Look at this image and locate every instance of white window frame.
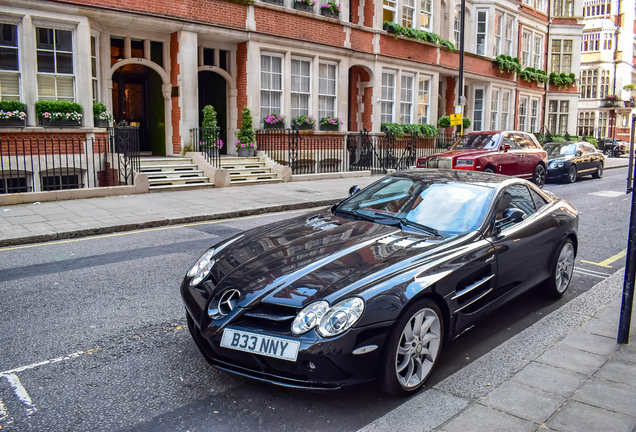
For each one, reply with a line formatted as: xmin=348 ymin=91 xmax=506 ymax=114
xmin=417 ymin=76 xmax=430 ymax=125
xmin=500 ymin=90 xmax=511 ymax=130
xmin=35 ymin=26 xmax=76 ymax=102
xmin=547 ymin=100 xmax=569 ymax=135
xmin=473 ymin=87 xmax=485 ymax=131
xmin=402 ymin=0 xmax=415 ymax=28
xmin=380 ymin=71 xmax=396 ymax=124
xmin=518 ymin=96 xmax=528 ymax=132
xmin=490 ymin=89 xmax=499 ymax=131
xmin=0 ymin=21 xmax=21 ymax=101
xmin=318 ymin=61 xmax=337 ymax=121
xmin=90 ymin=32 xmax=100 ymax=103
xmin=536 ymin=0 xmax=546 ymax=12
xmin=383 ymin=0 xmax=397 ymax=23
xmin=400 ymin=73 xmax=414 ymax=124
xmin=476 ymin=10 xmax=487 ymax=56
xmin=290 ymin=57 xmax=311 ymax=119
xmin=454 ymin=8 xmax=462 ymax=51
xmin=493 ymin=12 xmax=503 ymax=57
xmin=504 ymin=15 xmax=514 ymax=56
xmin=260 ymin=53 xmax=284 ymax=121
xmin=420 ymin=0 xmax=432 ymax=31
xmin=533 ymin=34 xmax=543 ymax=69
xmin=521 ymin=31 xmax=531 ymax=67
xmin=530 ymin=98 xmax=540 ymax=132
xmin=551 ymin=39 xmax=572 ymax=74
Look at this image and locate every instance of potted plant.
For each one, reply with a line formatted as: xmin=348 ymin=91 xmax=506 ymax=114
xmin=263 ymin=113 xmax=285 ymax=129
xmin=319 ymin=116 xmax=342 ymax=131
xmin=603 ymin=94 xmax=620 ymax=107
xmin=626 ymin=96 xmax=636 ymax=108
xmin=36 ymin=101 xmax=83 ymax=127
xmin=320 ymin=1 xmax=340 ymax=18
xmin=291 ymin=115 xmax=316 ymax=130
xmin=237 ymin=107 xmax=257 ymax=157
xmin=0 ymin=101 xmax=27 ymax=127
xmin=383 ymin=20 xmax=396 ymax=33
xmin=293 ymin=0 xmax=316 ymax=13
xmin=93 ymin=102 xmax=113 ymax=128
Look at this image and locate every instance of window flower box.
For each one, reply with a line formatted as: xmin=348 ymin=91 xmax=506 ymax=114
xmin=293 ymin=123 xmax=314 ymax=130
xmin=40 ymin=118 xmax=82 ymax=127
xmin=320 ymin=123 xmax=339 ymax=131
xmin=293 ymin=1 xmax=315 ymax=13
xmin=319 ymin=116 xmax=342 ymax=131
xmin=292 ymin=115 xmax=316 ymax=130
xmin=263 ymin=122 xmax=285 ymax=129
xmin=263 ymin=113 xmax=285 ymax=129
xmin=320 ymin=8 xmax=339 ymax=18
xmin=383 ymin=23 xmax=395 ymax=32
xmin=261 ymin=0 xmax=284 ymax=5
xmin=0 ymin=118 xmax=26 ymax=127
xmin=0 ymin=103 xmax=27 ymax=127
xmin=94 ymin=119 xmax=111 ymax=128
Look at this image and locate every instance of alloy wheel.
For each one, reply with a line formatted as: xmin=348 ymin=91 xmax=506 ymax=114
xmin=568 ymin=166 xmax=577 ymax=183
xmin=555 ymin=242 xmax=574 ymax=293
xmin=534 ymin=165 xmax=546 ymax=188
xmin=395 ymin=308 xmax=441 ymax=389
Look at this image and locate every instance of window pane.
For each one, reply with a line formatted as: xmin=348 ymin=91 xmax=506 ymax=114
xmin=37 ymin=28 xmax=54 ymax=50
xmin=37 ymin=51 xmax=55 ymax=73
xmin=0 ymin=72 xmax=20 ymax=99
xmin=37 ymin=74 xmax=56 ymax=99
xmin=0 ymin=24 xmax=18 ymax=47
xmin=56 ymin=52 xmax=73 ymax=74
xmin=0 ymin=47 xmax=18 ymax=71
xmin=55 ymin=30 xmax=73 ymax=52
xmin=56 ymin=75 xmax=74 ymax=99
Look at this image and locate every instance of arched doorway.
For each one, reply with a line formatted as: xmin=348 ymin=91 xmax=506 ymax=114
xmin=348 ymin=65 xmax=374 ymax=132
xmin=198 ymin=70 xmax=227 ymax=154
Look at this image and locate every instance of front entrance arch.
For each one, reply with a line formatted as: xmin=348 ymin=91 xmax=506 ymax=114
xmin=108 ymin=59 xmax=171 ymax=155
xmin=197 ymin=65 xmax=237 ymax=155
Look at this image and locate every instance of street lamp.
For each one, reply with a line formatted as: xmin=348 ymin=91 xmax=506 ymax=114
xmin=457 ymin=0 xmax=466 ymax=135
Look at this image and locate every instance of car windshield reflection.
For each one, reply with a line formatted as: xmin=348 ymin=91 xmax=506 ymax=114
xmin=338 ymin=176 xmax=494 ymax=235
xmin=544 ymin=143 xmax=576 ymax=156
xmin=451 ymin=134 xmax=501 ymax=150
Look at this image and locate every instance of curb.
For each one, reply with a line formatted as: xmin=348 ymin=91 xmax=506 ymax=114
xmin=0 ymin=198 xmax=341 ymax=248
xmin=605 ymin=164 xmax=629 ymax=171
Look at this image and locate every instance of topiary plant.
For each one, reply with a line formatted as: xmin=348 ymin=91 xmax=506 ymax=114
xmin=437 ymin=116 xmax=451 ymax=129
xmin=236 ymin=106 xmax=255 ymax=147
xmin=202 ymin=105 xmax=218 ymax=129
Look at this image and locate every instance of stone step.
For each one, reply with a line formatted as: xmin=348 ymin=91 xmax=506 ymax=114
xmin=146 ymin=170 xmax=205 ymax=179
xmin=229 ymin=173 xmax=279 ymax=182
xmin=139 ymin=157 xmax=194 ymax=166
xmin=220 ymin=162 xmax=268 ymax=170
xmin=228 ymin=168 xmax=273 ymax=176
xmin=220 ymin=157 xmax=261 ymax=164
xmin=149 ymin=183 xmax=215 ymax=192
xmin=229 ymin=178 xmax=283 ymax=187
xmin=148 ymin=176 xmax=210 ymax=186
xmin=139 ymin=164 xmax=199 ymax=173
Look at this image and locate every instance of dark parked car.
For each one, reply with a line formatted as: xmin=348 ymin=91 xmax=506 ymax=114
xmin=182 ymin=170 xmax=578 ymax=395
xmin=545 ymin=142 xmax=604 ymax=183
xmin=415 ymin=131 xmax=548 ymax=188
xmin=598 ymin=138 xmax=627 ymax=157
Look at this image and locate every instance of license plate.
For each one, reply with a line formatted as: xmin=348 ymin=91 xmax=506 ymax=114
xmin=220 ymin=328 xmax=300 ymax=362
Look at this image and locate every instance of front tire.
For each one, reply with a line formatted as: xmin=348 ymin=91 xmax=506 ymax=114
xmin=532 ymin=164 xmax=546 ymax=188
xmin=592 ymin=163 xmax=603 ymax=179
xmin=545 ymin=239 xmax=575 ymax=298
xmin=484 ymin=167 xmax=495 ymax=174
xmin=378 ymin=299 xmax=443 ymax=396
xmin=566 ymin=165 xmax=577 ymax=183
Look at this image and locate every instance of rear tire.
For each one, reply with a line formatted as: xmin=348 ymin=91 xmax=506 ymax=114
xmin=378 ymin=298 xmax=444 ymax=396
xmin=532 ymin=164 xmax=546 ymax=188
xmin=545 ymin=239 xmax=575 ymax=298
xmin=592 ymin=163 xmax=603 ymax=179
xmin=484 ymin=168 xmax=495 ymax=174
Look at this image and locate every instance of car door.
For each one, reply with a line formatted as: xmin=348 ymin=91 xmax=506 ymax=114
xmin=583 ymin=144 xmax=602 ymax=170
xmin=519 ymin=133 xmax=542 ymax=178
xmin=496 ymin=133 xmax=520 ymax=176
xmin=576 ymin=143 xmax=594 ymax=172
xmin=487 ymin=184 xmax=557 ymax=298
xmin=508 ymin=133 xmax=533 ymax=178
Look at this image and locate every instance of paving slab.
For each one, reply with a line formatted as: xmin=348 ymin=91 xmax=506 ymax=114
xmin=479 ymin=381 xmax=566 ymax=424
xmin=572 ymin=378 xmax=636 ymax=417
xmin=535 ymin=345 xmax=607 ymax=375
xmin=559 ymin=330 xmax=619 ymax=356
xmin=579 ymin=316 xmax=619 ymax=338
xmin=594 ymin=359 xmax=636 ymax=385
xmin=437 ymin=404 xmax=537 ymax=432
xmin=613 ymin=344 xmax=636 ymax=364
xmin=546 ymin=401 xmax=636 ymax=432
xmin=511 ymin=362 xmax=587 ymax=397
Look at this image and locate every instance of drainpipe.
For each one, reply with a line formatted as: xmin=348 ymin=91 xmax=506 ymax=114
xmin=611 ymin=0 xmax=621 ymax=140
xmin=542 ymin=3 xmax=551 ymax=133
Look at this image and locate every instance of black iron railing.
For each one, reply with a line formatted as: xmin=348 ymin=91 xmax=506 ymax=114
xmin=256 ymin=129 xmax=455 ymax=175
xmin=191 ymin=127 xmax=221 ymax=168
xmin=0 ymin=126 xmax=140 ymax=195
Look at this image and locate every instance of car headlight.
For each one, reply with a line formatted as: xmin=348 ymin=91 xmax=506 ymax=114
xmin=318 ymin=298 xmax=365 ymax=337
xmin=550 ymin=161 xmax=565 ymax=168
xmin=187 ymin=248 xmax=215 ymax=286
xmin=455 ymin=159 xmax=474 ymax=166
xmin=291 ymin=301 xmax=329 ymax=335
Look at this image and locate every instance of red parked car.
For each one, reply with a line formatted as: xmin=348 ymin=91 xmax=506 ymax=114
xmin=416 ymin=131 xmax=548 ymax=187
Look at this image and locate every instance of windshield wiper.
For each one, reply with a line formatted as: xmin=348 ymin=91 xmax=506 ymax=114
xmin=380 ymin=216 xmax=439 ymax=236
xmin=335 ymin=209 xmax=391 ymax=224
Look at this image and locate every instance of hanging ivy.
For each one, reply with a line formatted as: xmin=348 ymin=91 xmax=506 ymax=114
xmin=550 ymin=72 xmax=576 ymax=89
xmin=383 ymin=21 xmax=456 ymax=50
xmin=494 ymin=55 xmax=522 ymax=74
xmin=519 ymin=67 xmax=550 ymax=84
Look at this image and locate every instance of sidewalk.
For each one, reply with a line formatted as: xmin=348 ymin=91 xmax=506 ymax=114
xmin=0 ymin=176 xmax=380 ymax=247
xmin=360 ymin=269 xmax=636 ymax=432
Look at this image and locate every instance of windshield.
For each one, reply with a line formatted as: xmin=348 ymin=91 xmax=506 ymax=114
xmin=544 ymin=143 xmax=576 ymax=156
xmin=450 ymin=134 xmax=501 ymax=150
xmin=338 ymin=176 xmax=494 ymax=235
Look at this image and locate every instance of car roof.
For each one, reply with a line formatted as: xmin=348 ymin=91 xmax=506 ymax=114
xmin=465 ymin=130 xmax=531 ymax=135
xmin=395 ymin=168 xmax=517 ymax=188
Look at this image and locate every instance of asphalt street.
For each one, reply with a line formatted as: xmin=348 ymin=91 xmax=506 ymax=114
xmin=0 ymin=167 xmax=631 ymax=432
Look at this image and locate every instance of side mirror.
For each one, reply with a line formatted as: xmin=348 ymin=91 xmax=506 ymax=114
xmin=503 ymin=144 xmax=511 ymax=152
xmin=349 ymin=185 xmax=361 ymax=197
xmin=576 ymin=150 xmax=583 ymax=156
xmin=494 ymin=208 xmax=526 ymax=231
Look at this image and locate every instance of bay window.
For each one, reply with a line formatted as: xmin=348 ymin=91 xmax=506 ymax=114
xmin=36 ymin=27 xmax=75 ymax=101
xmin=551 ymin=39 xmax=572 ymax=74
xmin=533 ymin=35 xmax=543 ymax=69
xmin=493 ymin=12 xmax=502 ymax=57
xmin=383 ymin=0 xmax=397 ymax=23
xmin=490 ymin=89 xmax=499 ymax=131
xmin=505 ymin=16 xmax=514 ymax=56
xmin=454 ymin=8 xmax=461 ymax=51
xmin=521 ymin=31 xmax=531 ymax=67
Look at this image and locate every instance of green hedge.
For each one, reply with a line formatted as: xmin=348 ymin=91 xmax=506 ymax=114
xmin=0 ymin=101 xmax=26 ymax=112
xmin=437 ymin=116 xmax=471 ymax=129
xmin=550 ymin=72 xmax=576 ymax=89
xmin=381 ymin=123 xmax=438 ymax=139
xmin=35 ymin=100 xmax=83 ymax=118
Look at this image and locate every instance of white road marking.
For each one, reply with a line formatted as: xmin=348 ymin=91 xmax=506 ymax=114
xmin=2 ymin=374 xmax=36 ymax=417
xmin=573 ymin=267 xmax=611 ymax=277
xmin=588 ymin=190 xmax=625 ymax=198
xmin=0 ymin=351 xmax=84 ymax=375
xmin=573 ymin=269 xmax=608 ymax=278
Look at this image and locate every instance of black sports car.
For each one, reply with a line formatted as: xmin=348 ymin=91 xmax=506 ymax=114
xmin=181 ymin=170 xmax=578 ymax=395
xmin=545 ymin=141 xmax=604 ymax=183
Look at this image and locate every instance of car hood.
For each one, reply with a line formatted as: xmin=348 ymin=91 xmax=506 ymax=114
xmin=207 ymin=210 xmax=465 ymax=308
xmin=429 ymin=149 xmax=497 ymax=159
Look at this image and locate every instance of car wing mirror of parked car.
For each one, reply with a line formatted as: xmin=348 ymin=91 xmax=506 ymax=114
xmin=503 ymin=144 xmax=511 ymax=152
xmin=494 ymin=208 xmax=526 ymax=232
xmin=576 ymin=150 xmax=583 ymax=156
xmin=349 ymin=185 xmax=361 ymax=197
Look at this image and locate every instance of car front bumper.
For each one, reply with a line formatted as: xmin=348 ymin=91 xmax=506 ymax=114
xmin=546 ymin=164 xmax=570 ymax=179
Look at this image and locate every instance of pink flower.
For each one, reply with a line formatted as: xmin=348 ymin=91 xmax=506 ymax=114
xmin=7 ymin=111 xmax=12 ymax=117
xmin=44 ymin=112 xmax=51 ymax=118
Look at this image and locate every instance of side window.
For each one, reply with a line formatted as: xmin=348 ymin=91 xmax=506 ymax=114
xmin=496 ymin=184 xmax=536 ymax=225
xmin=511 ymin=133 xmax=527 ymax=149
xmin=584 ymin=144 xmax=596 ymax=153
xmin=529 ymin=188 xmax=548 ymax=210
xmin=523 ymin=134 xmax=538 ymax=149
xmin=577 ymin=144 xmax=588 ymax=155
xmin=502 ymin=134 xmax=518 ymax=150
